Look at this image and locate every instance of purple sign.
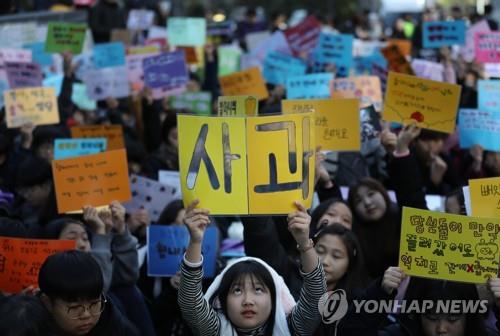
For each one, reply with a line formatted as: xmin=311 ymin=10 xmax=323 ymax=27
xmin=5 ymin=62 xmax=43 ymax=88
xmin=143 ymin=51 xmax=188 ymax=89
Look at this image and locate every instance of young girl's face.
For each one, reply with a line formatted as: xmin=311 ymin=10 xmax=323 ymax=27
xmin=59 ymin=223 xmax=91 ymax=252
xmin=315 ymin=234 xmax=349 ymax=290
xmin=317 ymin=202 xmax=353 ymax=230
xmin=353 ymin=186 xmax=387 ymax=222
xmin=421 ymin=314 xmax=466 ymax=336
xmin=226 ymin=275 xmax=272 ymax=330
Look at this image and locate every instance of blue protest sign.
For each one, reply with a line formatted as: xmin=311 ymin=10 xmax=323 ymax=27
xmin=423 ymin=21 xmax=466 ymax=48
xmin=313 ymin=32 xmax=353 ymax=77
xmin=54 ymin=138 xmax=107 ymax=160
xmin=286 ymin=73 xmax=333 ymax=99
xmin=143 ymin=51 xmax=189 ymax=89
xmin=93 ymin=42 xmax=126 ymax=69
xmin=24 ymin=42 xmax=53 ymax=67
xmin=478 ymin=80 xmax=500 ymax=114
xmin=147 ymin=225 xmax=218 ymax=277
xmin=43 ymin=75 xmax=64 ymax=97
xmin=459 ymin=109 xmax=500 ymax=151
xmin=262 ymin=51 xmax=307 ymax=85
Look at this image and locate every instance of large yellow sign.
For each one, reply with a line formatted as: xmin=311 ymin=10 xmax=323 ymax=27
xmin=469 ymin=177 xmax=500 ymax=218
xmin=178 ymin=113 xmax=315 ymax=214
xmin=399 ymin=207 xmax=500 ymax=283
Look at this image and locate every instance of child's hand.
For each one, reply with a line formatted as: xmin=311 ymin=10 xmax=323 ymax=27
xmin=183 ymin=200 xmax=210 ymax=244
xmin=287 ymin=201 xmax=311 ymax=249
xmin=109 ymin=201 xmax=126 ymax=234
xmin=396 ymin=123 xmax=421 ymax=154
xmin=83 ymin=206 xmax=106 ymax=235
xmin=98 ymin=209 xmax=113 ymax=234
xmin=382 ymin=266 xmax=406 ymax=295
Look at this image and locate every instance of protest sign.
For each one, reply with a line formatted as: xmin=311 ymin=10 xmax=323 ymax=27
xmin=128 ymin=45 xmax=161 ymax=55
xmin=83 ymin=66 xmax=131 ymax=100
xmin=170 ymin=92 xmax=212 ymax=115
xmin=249 ymin=31 xmax=292 ymax=66
xmin=143 ymin=51 xmax=188 ymax=89
xmin=219 ymin=67 xmax=269 ymax=100
xmin=126 ymin=53 xmax=159 ymax=91
xmin=124 ymin=174 xmax=177 ymax=221
xmin=111 ymin=29 xmax=134 ymax=46
xmin=73 ymin=52 xmax=95 ymax=81
xmin=245 ymin=31 xmax=271 ymax=53
xmin=0 ymin=23 xmax=38 ymax=49
xmin=458 ymin=109 xmax=500 ymax=152
xmin=54 ymin=138 xmax=107 ymax=160
xmin=360 ymin=105 xmax=382 ymax=156
xmin=158 ymin=170 xmax=182 ymax=199
xmin=147 ymin=226 xmax=217 ymax=277
xmin=411 ymin=59 xmax=444 ymax=82
xmin=284 ymin=15 xmax=321 ymax=57
xmin=5 ymin=62 xmax=43 ymax=88
xmin=218 ymin=45 xmax=241 ymax=77
xmin=0 ymin=48 xmax=32 ymax=64
xmin=478 ymin=80 xmax=500 ymax=113
xmin=70 ymin=125 xmax=124 ymax=150
xmin=469 ymin=177 xmax=500 ymax=218
xmin=71 ymin=83 xmax=96 ymax=110
xmin=127 ymin=9 xmax=155 ymax=30
xmin=485 ymin=63 xmax=500 ymax=78
xmin=423 ymin=20 xmax=466 ymax=48
xmin=0 ymin=237 xmax=75 ymax=293
xmin=312 ymin=32 xmax=353 ymax=76
xmin=262 ymin=51 xmax=307 ymax=85
xmin=178 ymin=113 xmax=315 ymax=214
xmin=475 ymin=31 xmax=500 ymax=63
xmin=52 ymin=149 xmax=131 ymax=213
xmin=331 ymin=76 xmax=383 ymax=110
xmin=207 ymin=20 xmax=236 ymax=38
xmin=93 ymin=42 xmax=126 ymax=68
xmin=282 ymin=99 xmax=360 ymax=151
xmin=384 ymin=72 xmax=461 ymax=133
xmin=43 ymin=75 xmax=64 ymax=97
xmin=286 ymin=73 xmax=333 ymax=99
xmin=4 ymin=87 xmax=59 ymax=128
xmin=372 ymin=61 xmax=388 ymax=93
xmin=399 ymin=207 xmax=500 ymax=283
xmin=381 ymin=45 xmax=414 ymax=75
xmin=353 ymin=39 xmax=381 ymax=57
xmin=45 ymin=22 xmax=86 ymax=54
xmin=353 ymin=52 xmax=387 ymax=76
xmin=24 ymin=42 xmax=52 ymax=67
xmin=167 ymin=17 xmax=206 ymax=47
xmin=461 ymin=20 xmax=490 ymax=62
xmin=217 ymin=95 xmax=258 ymax=116
xmin=387 ymin=39 xmax=412 ymax=57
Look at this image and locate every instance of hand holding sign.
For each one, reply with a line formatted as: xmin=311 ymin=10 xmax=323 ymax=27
xmin=110 ymin=201 xmax=126 ymax=234
xmin=381 ymin=267 xmax=406 ymax=295
xmin=83 ymin=205 xmax=107 ymax=235
xmin=287 ymin=201 xmax=311 ymax=248
xmin=183 ymin=199 xmax=210 ymax=244
xmin=396 ymin=123 xmax=421 ymax=154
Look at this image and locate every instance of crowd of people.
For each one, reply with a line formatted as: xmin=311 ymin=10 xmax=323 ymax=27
xmin=0 ymin=1 xmax=499 ymax=336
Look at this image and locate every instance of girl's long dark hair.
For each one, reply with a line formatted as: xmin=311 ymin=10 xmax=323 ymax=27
xmin=209 ymin=260 xmax=276 ymax=335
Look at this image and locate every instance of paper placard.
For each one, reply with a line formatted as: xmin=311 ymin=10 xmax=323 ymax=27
xmin=127 ymin=9 xmax=155 ymax=30
xmin=485 ymin=63 xmax=500 ymax=78
xmin=262 ymin=51 xmax=307 ymax=85
xmin=45 ymin=22 xmax=86 ymax=54
xmin=219 ymin=67 xmax=269 ymax=101
xmin=70 ymin=124 xmax=124 ymax=150
xmin=381 ymin=45 xmax=414 ymax=75
xmin=384 ymin=72 xmax=461 ymax=133
xmin=71 ymin=83 xmax=96 ymax=110
xmin=217 ymin=95 xmax=258 ymax=116
xmin=249 ymin=31 xmax=292 ymax=66
xmin=170 ymin=91 xmax=212 ymax=115
xmin=126 ymin=53 xmax=159 ymax=91
xmin=52 ymin=149 xmax=131 ymax=213
xmin=167 ymin=17 xmax=206 ymax=47
xmin=399 ymin=207 xmax=500 ymax=283
xmin=245 ymin=31 xmax=271 ymax=53
xmin=218 ymin=45 xmax=241 ymax=77
xmin=83 ymin=66 xmax=131 ymax=100
xmin=0 ymin=48 xmax=32 ymax=64
xmin=286 ymin=73 xmax=334 ymax=99
xmin=43 ymin=75 xmax=64 ymax=97
xmin=478 ymin=80 xmax=500 ymax=113
xmin=411 ymin=59 xmax=444 ymax=82
xmin=313 ymin=32 xmax=353 ymax=76
xmin=331 ymin=76 xmax=382 ymax=110
xmin=178 ymin=113 xmax=315 ymax=214
xmin=461 ymin=20 xmax=490 ymax=62
xmin=284 ymin=15 xmax=321 ymax=57
xmin=387 ymin=39 xmax=412 ymax=57
xmin=128 ymin=45 xmax=161 ymax=56
xmin=5 ymin=62 xmax=43 ymax=88
xmin=4 ymin=87 xmax=59 ymax=128
xmin=458 ymin=109 xmax=500 ymax=152
xmin=0 ymin=237 xmax=75 ymax=293
xmin=475 ymin=31 xmax=500 ymax=63
xmin=54 ymin=138 xmax=107 ymax=160
xmin=93 ymin=42 xmax=126 ymax=69
xmin=158 ymin=170 xmax=182 ymax=199
xmin=470 ymin=177 xmax=500 ymax=218
xmin=423 ymin=20 xmax=466 ymax=48
xmin=147 ymin=226 xmax=217 ymax=277
xmin=143 ymin=51 xmax=188 ymax=89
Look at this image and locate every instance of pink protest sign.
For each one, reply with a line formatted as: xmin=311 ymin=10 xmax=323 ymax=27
xmin=460 ymin=20 xmax=490 ymax=62
xmin=283 ymin=16 xmax=321 ymax=57
xmin=5 ymin=62 xmax=43 ymax=88
xmin=0 ymin=49 xmax=32 ymax=64
xmin=475 ymin=31 xmax=500 ymax=63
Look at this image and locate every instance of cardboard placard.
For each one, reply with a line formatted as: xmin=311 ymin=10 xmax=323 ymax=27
xmin=54 ymin=138 xmax=107 ymax=160
xmin=3 ymin=87 xmax=59 ymax=128
xmin=170 ymin=91 xmax=212 ymax=115
xmin=458 ymin=109 xmax=500 ymax=152
xmin=143 ymin=51 xmax=189 ymax=89
xmin=45 ymin=22 xmax=86 ymax=54
xmin=83 ymin=66 xmax=131 ymax=100
xmin=469 ymin=177 xmax=500 ymax=218
xmin=423 ymin=20 xmax=466 ymax=49
xmin=313 ymin=32 xmax=353 ymax=76
xmin=52 ymin=149 xmax=131 ymax=213
xmin=283 ymin=15 xmax=321 ymax=57
xmin=286 ymin=73 xmax=334 ymax=99
xmin=262 ymin=51 xmax=307 ymax=85
xmin=475 ymin=32 xmax=500 ymax=63
xmin=127 ymin=9 xmax=155 ymax=31
xmin=331 ymin=76 xmax=382 ymax=110
xmin=219 ymin=67 xmax=269 ymax=101
xmin=411 ymin=59 xmax=444 ymax=82
xmin=478 ymin=80 xmax=500 ymax=113
xmin=70 ymin=125 xmax=124 ymax=150
xmin=93 ymin=42 xmax=126 ymax=69
xmin=217 ymin=95 xmax=258 ymax=116
xmin=5 ymin=62 xmax=43 ymax=88
xmin=167 ymin=17 xmax=207 ymax=47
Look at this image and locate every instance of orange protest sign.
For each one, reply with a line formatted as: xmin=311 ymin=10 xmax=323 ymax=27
xmin=381 ymin=45 xmax=414 ymax=75
xmin=70 ymin=125 xmax=125 ymax=150
xmin=330 ymin=76 xmax=382 ymax=110
xmin=387 ymin=39 xmax=412 ymax=57
xmin=0 ymin=237 xmax=75 ymax=293
xmin=52 ymin=149 xmax=131 ymax=213
xmin=219 ymin=67 xmax=269 ymax=101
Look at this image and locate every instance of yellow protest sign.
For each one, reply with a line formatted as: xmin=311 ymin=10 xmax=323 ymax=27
xmin=219 ymin=67 xmax=269 ymax=101
xmin=127 ymin=45 xmax=161 ymax=55
xmin=282 ymin=99 xmax=360 ymax=151
xmin=469 ymin=177 xmax=500 ymax=218
xmin=217 ymin=96 xmax=258 ymax=116
xmin=399 ymin=207 xmax=500 ymax=283
xmin=384 ymin=72 xmax=461 ymax=133
xmin=3 ymin=87 xmax=59 ymax=128
xmin=178 ymin=113 xmax=315 ymax=214
xmin=330 ymin=76 xmax=383 ymax=111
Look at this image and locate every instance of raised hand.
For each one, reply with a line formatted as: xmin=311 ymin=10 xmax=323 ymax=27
xmin=183 ymin=199 xmax=210 ymax=244
xmin=382 ymin=266 xmax=406 ymax=295
xmin=109 ymin=201 xmax=126 ymax=234
xmin=287 ymin=201 xmax=312 ymax=248
xmin=396 ymin=123 xmax=421 ymax=154
xmin=83 ymin=205 xmax=106 ymax=235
